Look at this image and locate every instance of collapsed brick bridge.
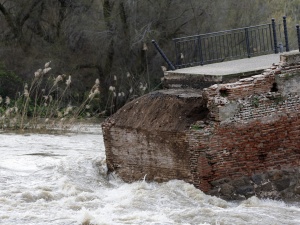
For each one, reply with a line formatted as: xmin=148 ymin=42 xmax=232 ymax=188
xmin=102 ymin=52 xmax=300 ymax=200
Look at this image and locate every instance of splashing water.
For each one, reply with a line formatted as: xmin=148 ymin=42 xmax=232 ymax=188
xmin=0 ymin=125 xmax=300 ymax=225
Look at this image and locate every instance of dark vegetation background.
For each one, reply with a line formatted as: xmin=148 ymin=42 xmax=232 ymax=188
xmin=0 ymin=0 xmax=298 ymax=115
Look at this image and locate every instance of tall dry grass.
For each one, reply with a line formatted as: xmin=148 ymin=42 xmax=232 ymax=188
xmin=0 ymin=62 xmax=101 ymax=131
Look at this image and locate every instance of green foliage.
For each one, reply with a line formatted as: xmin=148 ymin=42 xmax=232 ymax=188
xmin=251 ymin=96 xmax=260 ymax=108
xmin=191 ymin=124 xmax=204 ymax=130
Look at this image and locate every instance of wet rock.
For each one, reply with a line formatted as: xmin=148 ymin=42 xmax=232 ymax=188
xmin=294 ymin=184 xmax=300 ymax=195
xmin=210 ymin=178 xmax=231 ymax=187
xmin=236 ymin=185 xmax=254 ymax=197
xmin=232 ymin=177 xmax=246 ymax=187
xmin=233 ymin=194 xmax=247 ymax=201
xmin=274 ymin=178 xmax=290 ymax=191
xmin=209 ymin=168 xmax=300 ymax=200
xmin=252 ymin=174 xmax=263 ymax=185
xmin=220 ymin=183 xmax=234 ymax=196
xmin=269 ymin=170 xmax=283 ymax=181
xmin=280 ymin=187 xmax=296 ymax=199
xmin=243 ymin=177 xmax=252 ymax=185
xmin=207 ymin=189 xmax=220 ymax=197
xmin=260 ymin=182 xmax=274 ymax=192
xmin=282 ymin=168 xmax=295 ymax=175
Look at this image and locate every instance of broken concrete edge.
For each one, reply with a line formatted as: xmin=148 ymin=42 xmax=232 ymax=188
xmin=164 ymin=69 xmax=264 ymax=80
xmin=163 ymin=70 xmax=265 ymax=89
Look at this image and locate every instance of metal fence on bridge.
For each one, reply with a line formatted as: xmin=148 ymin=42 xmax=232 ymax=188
xmin=173 ymin=17 xmax=291 ymax=69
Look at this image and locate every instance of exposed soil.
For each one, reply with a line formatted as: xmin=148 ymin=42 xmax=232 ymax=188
xmin=107 ymin=89 xmax=208 ymax=132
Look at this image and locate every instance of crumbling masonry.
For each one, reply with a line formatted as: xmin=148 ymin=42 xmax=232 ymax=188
xmin=102 ymin=52 xmax=300 ymax=200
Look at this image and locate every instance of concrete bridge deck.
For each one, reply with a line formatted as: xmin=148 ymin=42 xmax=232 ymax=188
xmin=164 ymin=53 xmax=293 ymax=89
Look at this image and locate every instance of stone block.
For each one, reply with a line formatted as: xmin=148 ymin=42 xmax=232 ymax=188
xmin=280 ymin=52 xmax=300 ymax=65
xmin=236 ymin=185 xmax=254 ymax=197
xmin=294 ymin=184 xmax=300 ymax=195
xmin=220 ymin=183 xmax=234 ymax=196
xmin=274 ymin=178 xmax=290 ymax=191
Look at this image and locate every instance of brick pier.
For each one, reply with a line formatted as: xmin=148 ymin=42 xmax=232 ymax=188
xmin=102 ymin=52 xmax=300 ymax=200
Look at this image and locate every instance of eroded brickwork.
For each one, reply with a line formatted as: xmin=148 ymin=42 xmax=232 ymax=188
xmin=102 ymin=52 xmax=300 ymax=200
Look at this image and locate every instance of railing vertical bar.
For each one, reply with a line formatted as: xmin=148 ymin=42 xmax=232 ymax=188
xmin=251 ymin=29 xmax=254 ymax=55
xmin=237 ymin=33 xmax=239 ymax=56
xmin=240 ymin=31 xmax=243 ymax=56
xmin=215 ymin=36 xmax=218 ymax=60
xmin=188 ymin=39 xmax=191 ymax=65
xmin=233 ymin=32 xmax=237 ymax=56
xmin=296 ymin=25 xmax=300 ymax=52
xmin=181 ymin=41 xmax=185 ymax=67
xmin=236 ymin=32 xmax=239 ymax=56
xmin=214 ymin=35 xmax=218 ymax=60
xmin=265 ymin=27 xmax=268 ymax=52
xmin=268 ymin=26 xmax=271 ymax=52
xmin=218 ymin=35 xmax=221 ymax=60
xmin=227 ymin=33 xmax=230 ymax=58
xmin=182 ymin=41 xmax=188 ymax=67
xmin=219 ymin=35 xmax=222 ymax=60
xmin=192 ymin=39 xmax=196 ymax=63
xmin=254 ymin=29 xmax=258 ymax=55
xmin=188 ymin=40 xmax=191 ymax=65
xmin=283 ymin=16 xmax=290 ymax=52
xmin=198 ymin=36 xmax=203 ymax=65
xmin=211 ymin=36 xmax=214 ymax=61
xmin=184 ymin=41 xmax=187 ymax=66
xmin=196 ymin=37 xmax=199 ymax=64
xmin=191 ymin=39 xmax=194 ymax=64
xmin=221 ymin=34 xmax=225 ymax=61
xmin=245 ymin=28 xmax=251 ymax=58
xmin=230 ymin=33 xmax=233 ymax=58
xmin=242 ymin=31 xmax=245 ymax=56
xmin=255 ymin=29 xmax=259 ymax=55
xmin=174 ymin=40 xmax=177 ymax=68
xmin=258 ymin=28 xmax=262 ymax=54
xmin=269 ymin=23 xmax=274 ymax=53
xmin=272 ymin=18 xmax=278 ymax=54
xmin=222 ymin=34 xmax=225 ymax=59
xmin=261 ymin=27 xmax=265 ymax=52
xmin=204 ymin=37 xmax=207 ymax=64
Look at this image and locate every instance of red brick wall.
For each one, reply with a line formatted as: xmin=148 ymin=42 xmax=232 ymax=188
xmin=103 ymin=126 xmax=193 ymax=183
xmin=189 ymin=55 xmax=300 ymax=191
xmin=207 ymin=113 xmax=300 ymax=181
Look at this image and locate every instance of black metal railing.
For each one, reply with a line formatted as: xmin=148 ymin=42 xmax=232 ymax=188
xmin=173 ymin=17 xmax=290 ymax=69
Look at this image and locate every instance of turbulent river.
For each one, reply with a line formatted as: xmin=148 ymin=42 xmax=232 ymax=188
xmin=1 ymin=125 xmax=300 ymax=225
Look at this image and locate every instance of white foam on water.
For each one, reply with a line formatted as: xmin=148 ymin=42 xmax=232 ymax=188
xmin=0 ymin=126 xmax=300 ymax=225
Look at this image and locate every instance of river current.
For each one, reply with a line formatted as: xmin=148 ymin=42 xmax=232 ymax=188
xmin=0 ymin=125 xmax=300 ymax=225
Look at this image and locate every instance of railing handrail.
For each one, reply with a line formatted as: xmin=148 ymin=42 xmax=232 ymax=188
xmin=173 ymin=23 xmax=273 ymax=41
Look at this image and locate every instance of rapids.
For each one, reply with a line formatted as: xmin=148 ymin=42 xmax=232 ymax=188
xmin=0 ymin=125 xmax=300 ymax=225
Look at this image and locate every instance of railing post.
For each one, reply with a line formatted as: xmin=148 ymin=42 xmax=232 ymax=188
xmin=174 ymin=40 xmax=179 ymax=68
xmin=245 ymin=28 xmax=251 ymax=58
xmin=271 ymin=18 xmax=278 ymax=54
xmin=283 ymin=16 xmax=290 ymax=52
xmin=296 ymin=25 xmax=300 ymax=52
xmin=152 ymin=40 xmax=176 ymax=71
